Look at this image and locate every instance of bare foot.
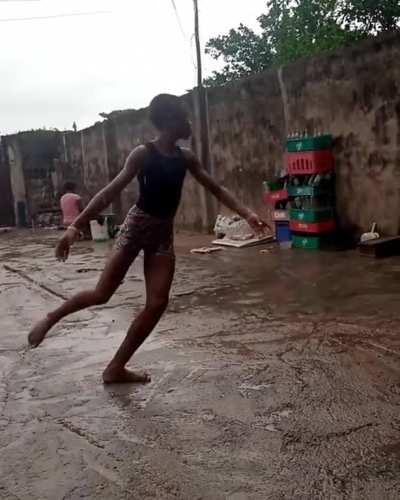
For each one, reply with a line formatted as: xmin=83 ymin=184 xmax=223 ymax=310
xmin=28 ymin=316 xmax=53 ymax=347
xmin=102 ymin=367 xmax=151 ymax=385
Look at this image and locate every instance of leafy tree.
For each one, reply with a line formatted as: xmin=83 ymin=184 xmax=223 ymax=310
xmin=339 ymin=0 xmax=400 ymax=33
xmin=205 ymin=24 xmax=273 ymax=86
xmin=259 ymin=0 xmax=363 ymax=65
xmin=205 ymin=0 xmax=400 ymax=86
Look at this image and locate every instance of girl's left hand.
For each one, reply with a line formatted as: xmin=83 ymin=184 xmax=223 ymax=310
xmin=246 ymin=212 xmax=270 ymax=235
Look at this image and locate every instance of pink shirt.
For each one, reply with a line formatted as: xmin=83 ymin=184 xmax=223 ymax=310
xmin=60 ymin=193 xmax=82 ymax=226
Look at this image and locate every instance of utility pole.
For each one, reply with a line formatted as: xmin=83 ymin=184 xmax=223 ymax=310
xmin=193 ymin=0 xmax=210 ymax=174
xmin=193 ymin=0 xmax=214 ymax=230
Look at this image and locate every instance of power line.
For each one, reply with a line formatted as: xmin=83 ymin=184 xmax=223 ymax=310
xmin=0 ymin=10 xmax=112 ymax=22
xmin=170 ymin=0 xmax=188 ymax=41
xmin=169 ymin=0 xmax=197 ymax=69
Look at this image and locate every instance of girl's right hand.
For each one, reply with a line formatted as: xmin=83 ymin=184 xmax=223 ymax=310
xmin=55 ymin=226 xmax=80 ymax=262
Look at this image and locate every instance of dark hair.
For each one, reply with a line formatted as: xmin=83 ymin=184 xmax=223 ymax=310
xmin=63 ymin=181 xmax=76 ymax=193
xmin=149 ymin=94 xmax=184 ymax=130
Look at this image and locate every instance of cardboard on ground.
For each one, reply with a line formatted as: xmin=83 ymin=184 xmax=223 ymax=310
xmin=212 ymin=234 xmax=274 ymax=248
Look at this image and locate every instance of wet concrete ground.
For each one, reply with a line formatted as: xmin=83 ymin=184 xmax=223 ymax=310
xmin=0 ymin=229 xmax=400 ymax=499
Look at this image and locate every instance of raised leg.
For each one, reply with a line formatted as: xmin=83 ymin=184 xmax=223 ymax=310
xmin=102 ymin=253 xmax=175 ymax=384
xmin=28 ymin=247 xmax=137 ymax=347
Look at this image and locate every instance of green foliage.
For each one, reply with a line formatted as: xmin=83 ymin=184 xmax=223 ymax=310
xmin=339 ymin=0 xmax=400 ymax=33
xmin=205 ymin=0 xmax=400 ymax=86
xmin=259 ymin=0 xmax=363 ymax=65
xmin=205 ymin=24 xmax=273 ymax=86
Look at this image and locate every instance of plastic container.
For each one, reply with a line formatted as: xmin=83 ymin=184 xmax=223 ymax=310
xmin=275 ymin=221 xmax=291 ymax=242
xmin=289 ymin=208 xmax=334 ymax=223
xmin=263 ymin=180 xmax=281 ymax=192
xmin=273 ymin=209 xmax=289 ymax=221
xmin=289 ymin=219 xmax=336 ymax=234
xmin=292 ymin=234 xmax=324 ymax=249
xmin=280 ymin=241 xmax=293 ymax=250
xmin=286 ymin=135 xmax=333 ymax=153
xmin=90 ymin=220 xmax=110 ymax=241
xmin=287 ymin=185 xmax=331 ymax=197
xmin=286 ymin=150 xmax=334 ymax=175
xmin=263 ymin=189 xmax=288 ymax=205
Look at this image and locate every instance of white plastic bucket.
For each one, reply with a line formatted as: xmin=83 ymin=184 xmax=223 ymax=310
xmin=90 ymin=220 xmax=110 ymax=241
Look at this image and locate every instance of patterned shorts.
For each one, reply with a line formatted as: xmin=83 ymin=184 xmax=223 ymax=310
xmin=115 ymin=206 xmax=174 ymax=258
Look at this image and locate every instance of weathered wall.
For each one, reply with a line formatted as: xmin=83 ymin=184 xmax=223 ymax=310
xmin=62 ymin=131 xmax=84 ymax=190
xmin=80 ymin=124 xmax=109 ymax=200
xmin=279 ymin=35 xmax=400 ymax=235
xmin=67 ymin=32 xmax=399 ymax=235
xmin=2 ymin=131 xmax=62 ymax=225
xmin=107 ymin=98 xmax=209 ymax=229
xmin=62 ymin=111 xmax=157 ymax=223
xmin=2 ymin=33 xmax=400 ymax=234
xmin=62 ymin=99 xmax=208 ymax=228
xmin=205 ymin=33 xmax=400 ymax=235
xmin=109 ymin=109 xmax=156 ymax=221
xmin=0 ymin=140 xmax=14 ymax=226
xmin=5 ymin=137 xmax=27 ymax=226
xmin=206 ymin=74 xmax=286 ymax=218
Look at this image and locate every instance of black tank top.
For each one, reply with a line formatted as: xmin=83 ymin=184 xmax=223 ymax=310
xmin=136 ymin=142 xmax=187 ymax=219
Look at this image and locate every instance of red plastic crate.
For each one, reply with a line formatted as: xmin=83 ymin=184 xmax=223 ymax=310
xmin=263 ymin=189 xmax=288 ymax=205
xmin=290 ymin=219 xmax=335 ymax=234
xmin=286 ymin=150 xmax=334 ymax=174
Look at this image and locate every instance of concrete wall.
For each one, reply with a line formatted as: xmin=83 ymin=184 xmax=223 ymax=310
xmin=66 ymin=32 xmax=398 ymax=235
xmin=62 ymin=132 xmax=84 ymax=191
xmin=109 ymin=109 xmax=156 ymax=221
xmin=205 ymin=33 xmax=400 ymax=235
xmin=62 ymin=101 xmax=208 ymax=228
xmin=80 ymin=124 xmax=109 ymax=199
xmin=2 ymin=131 xmax=62 ymax=226
xmin=279 ymin=35 xmax=400 ymax=235
xmin=6 ymin=139 xmax=27 ymax=226
xmin=206 ymin=74 xmax=285 ymax=219
xmin=0 ymin=139 xmax=15 ymax=226
xmin=1 ymin=33 xmax=400 ymax=234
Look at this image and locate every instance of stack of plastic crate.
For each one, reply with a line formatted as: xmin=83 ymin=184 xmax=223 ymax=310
xmin=262 ymin=180 xmax=290 ymax=244
xmin=286 ymin=134 xmax=335 ymax=249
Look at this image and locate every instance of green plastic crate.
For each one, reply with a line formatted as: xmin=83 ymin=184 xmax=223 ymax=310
xmin=287 ymin=185 xmax=331 ymax=197
xmin=286 ymin=135 xmax=333 ymax=153
xmin=289 ymin=208 xmax=333 ymax=223
xmin=263 ymin=180 xmax=280 ymax=192
xmin=292 ymin=234 xmax=324 ymax=249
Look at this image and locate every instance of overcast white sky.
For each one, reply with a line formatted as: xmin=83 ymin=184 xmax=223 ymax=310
xmin=0 ymin=0 xmax=266 ymax=134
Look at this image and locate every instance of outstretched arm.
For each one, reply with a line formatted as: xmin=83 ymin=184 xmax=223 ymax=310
xmin=56 ymin=145 xmax=147 ymax=261
xmin=185 ymin=150 xmax=268 ymax=234
xmin=72 ymin=145 xmax=146 ymax=230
